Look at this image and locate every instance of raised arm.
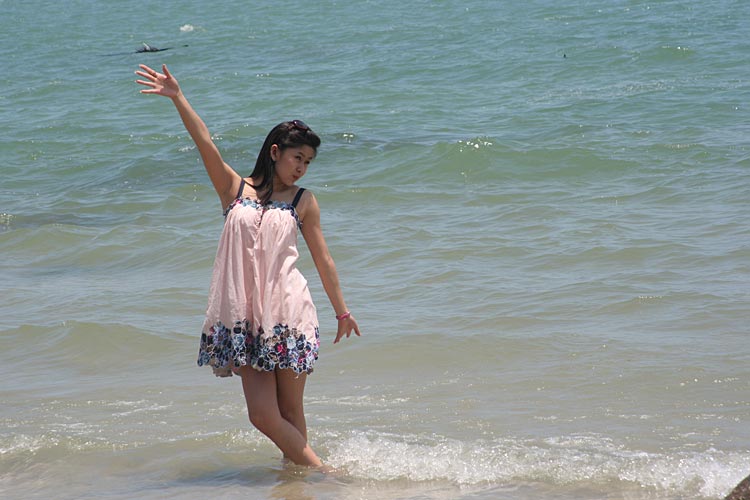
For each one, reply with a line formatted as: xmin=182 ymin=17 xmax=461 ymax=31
xmin=298 ymin=191 xmax=361 ymax=344
xmin=135 ymin=64 xmax=239 ymax=207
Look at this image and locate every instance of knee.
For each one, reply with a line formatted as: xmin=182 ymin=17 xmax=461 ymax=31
xmin=247 ymin=408 xmax=281 ymax=435
xmin=279 ymin=404 xmax=304 ymax=426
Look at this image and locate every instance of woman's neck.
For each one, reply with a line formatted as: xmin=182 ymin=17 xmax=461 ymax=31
xmin=272 ymin=179 xmax=293 ymax=194
xmin=251 ymin=176 xmax=291 ymax=200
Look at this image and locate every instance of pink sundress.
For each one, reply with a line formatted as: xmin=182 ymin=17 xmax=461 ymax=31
xmin=197 ymin=183 xmax=319 ymax=377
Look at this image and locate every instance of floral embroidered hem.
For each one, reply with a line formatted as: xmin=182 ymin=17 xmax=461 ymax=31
xmin=198 ymin=320 xmax=320 ymax=378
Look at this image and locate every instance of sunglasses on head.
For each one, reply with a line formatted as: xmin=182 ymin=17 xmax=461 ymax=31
xmin=290 ymin=119 xmax=310 ymax=132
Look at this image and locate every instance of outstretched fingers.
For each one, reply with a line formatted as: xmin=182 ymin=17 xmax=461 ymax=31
xmin=134 ymin=64 xmax=179 ymax=97
xmin=135 ymin=64 xmax=158 ymax=80
xmin=135 ymin=79 xmax=159 ymax=93
xmin=134 ymin=65 xmax=159 ymax=92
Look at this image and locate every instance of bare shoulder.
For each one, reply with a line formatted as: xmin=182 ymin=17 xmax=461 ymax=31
xmin=297 ymin=187 xmax=317 ymax=203
xmin=296 ymin=188 xmax=320 ymax=226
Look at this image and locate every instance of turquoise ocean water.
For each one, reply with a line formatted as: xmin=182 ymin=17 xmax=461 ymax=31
xmin=1 ymin=1 xmax=749 ymax=498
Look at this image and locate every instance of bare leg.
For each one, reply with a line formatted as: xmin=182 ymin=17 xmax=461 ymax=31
xmin=277 ymin=369 xmax=309 ymax=441
xmin=239 ymin=366 xmax=322 ymax=467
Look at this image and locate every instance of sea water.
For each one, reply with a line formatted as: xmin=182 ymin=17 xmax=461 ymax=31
xmin=1 ymin=1 xmax=748 ymax=499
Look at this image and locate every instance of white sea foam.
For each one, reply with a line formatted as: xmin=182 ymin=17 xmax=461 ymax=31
xmin=325 ymin=430 xmax=750 ymax=498
xmin=0 ymin=434 xmax=55 ymax=455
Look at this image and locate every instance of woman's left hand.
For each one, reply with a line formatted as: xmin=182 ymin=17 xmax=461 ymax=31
xmin=334 ymin=315 xmax=361 ymax=344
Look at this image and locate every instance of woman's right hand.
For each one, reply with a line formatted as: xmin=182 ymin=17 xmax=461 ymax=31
xmin=135 ymin=64 xmax=181 ymax=99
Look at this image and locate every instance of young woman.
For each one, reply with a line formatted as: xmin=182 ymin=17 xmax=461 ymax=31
xmin=135 ymin=64 xmax=361 ymax=468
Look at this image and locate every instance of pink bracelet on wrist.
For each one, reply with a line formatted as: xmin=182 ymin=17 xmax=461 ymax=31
xmin=335 ymin=311 xmax=351 ymax=321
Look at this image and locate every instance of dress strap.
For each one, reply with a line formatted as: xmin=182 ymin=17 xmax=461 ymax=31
xmin=235 ymin=179 xmax=246 ymax=200
xmin=291 ymin=187 xmax=306 ymax=208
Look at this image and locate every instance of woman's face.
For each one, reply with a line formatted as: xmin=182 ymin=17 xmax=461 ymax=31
xmin=271 ymin=144 xmax=316 ymax=187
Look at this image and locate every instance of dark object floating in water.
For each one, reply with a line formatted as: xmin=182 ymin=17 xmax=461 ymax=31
xmin=101 ymin=42 xmax=188 ymax=57
xmin=136 ymin=43 xmax=172 ymax=53
xmin=725 ymin=473 xmax=750 ymax=500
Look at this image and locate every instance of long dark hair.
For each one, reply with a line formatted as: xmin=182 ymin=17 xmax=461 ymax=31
xmin=249 ymin=120 xmax=321 ymax=205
